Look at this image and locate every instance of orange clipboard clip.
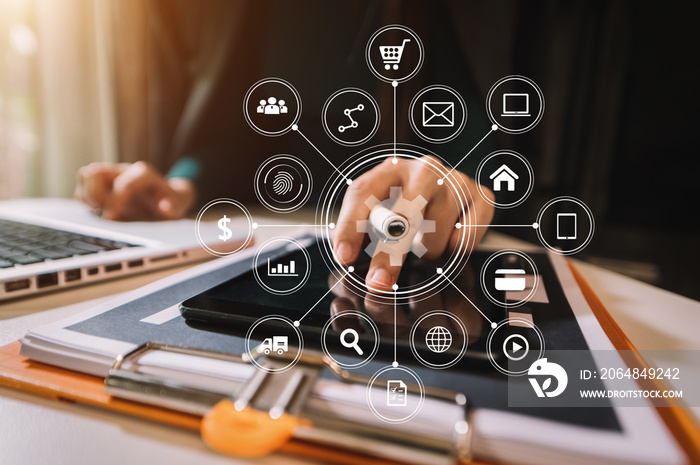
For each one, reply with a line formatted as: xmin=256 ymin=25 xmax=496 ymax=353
xmin=105 ymin=342 xmax=473 ymax=464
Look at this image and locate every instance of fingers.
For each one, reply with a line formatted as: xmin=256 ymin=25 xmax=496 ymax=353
xmin=470 ymin=180 xmax=495 ymax=246
xmin=75 ymin=161 xmax=183 ymax=221
xmin=103 ymin=162 xmax=172 ymax=221
xmin=449 ymin=173 xmax=495 ymax=252
xmin=162 ymin=177 xmax=197 ymax=219
xmin=387 ymin=156 xmax=455 ymax=262
xmin=75 ymin=162 xmax=129 ymax=211
xmin=333 ymin=159 xmax=400 ymax=265
xmin=408 ymin=159 xmax=459 ymax=260
xmin=360 ymin=158 xmax=445 ymax=290
xmin=365 ymin=251 xmax=401 ymax=293
xmin=334 ymin=155 xmax=493 ymax=293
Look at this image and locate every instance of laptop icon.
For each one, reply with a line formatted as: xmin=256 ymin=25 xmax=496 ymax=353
xmin=502 ymin=93 xmax=530 ymax=117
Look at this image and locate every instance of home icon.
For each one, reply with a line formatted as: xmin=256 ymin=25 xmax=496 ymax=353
xmin=489 ymin=164 xmax=519 ymax=192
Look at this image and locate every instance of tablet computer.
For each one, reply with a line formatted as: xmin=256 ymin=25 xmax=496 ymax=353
xmin=181 ymin=238 xmax=507 ymax=369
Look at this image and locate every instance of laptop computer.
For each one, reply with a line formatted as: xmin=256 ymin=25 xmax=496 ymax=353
xmin=0 ymin=198 xmax=247 ymax=301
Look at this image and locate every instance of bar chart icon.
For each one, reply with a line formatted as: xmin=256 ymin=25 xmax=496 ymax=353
xmin=267 ymin=258 xmax=299 ymax=277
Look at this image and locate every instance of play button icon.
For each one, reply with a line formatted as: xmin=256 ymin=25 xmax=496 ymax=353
xmin=503 ymin=334 xmax=529 ymax=361
xmin=487 ymin=318 xmax=544 ymax=376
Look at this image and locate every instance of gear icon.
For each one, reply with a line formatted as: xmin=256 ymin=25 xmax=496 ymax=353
xmin=357 ymin=186 xmax=436 ymax=266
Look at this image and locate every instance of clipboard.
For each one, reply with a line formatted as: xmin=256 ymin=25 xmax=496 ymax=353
xmin=1 ymin=262 xmax=699 ymax=464
xmin=0 ymin=339 xmax=471 ymax=465
xmin=0 ymin=339 xmax=421 ymax=465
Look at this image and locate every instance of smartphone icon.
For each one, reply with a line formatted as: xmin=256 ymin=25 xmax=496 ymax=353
xmin=556 ymin=213 xmax=577 ymax=240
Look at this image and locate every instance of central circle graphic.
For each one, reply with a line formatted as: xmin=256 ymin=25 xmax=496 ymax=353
xmin=315 ymin=145 xmax=477 ymax=304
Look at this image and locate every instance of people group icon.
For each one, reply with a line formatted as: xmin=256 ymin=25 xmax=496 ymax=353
xmin=257 ymin=96 xmax=288 ymax=115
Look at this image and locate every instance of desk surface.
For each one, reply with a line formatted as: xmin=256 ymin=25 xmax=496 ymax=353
xmin=1 ymin=228 xmax=699 ymax=465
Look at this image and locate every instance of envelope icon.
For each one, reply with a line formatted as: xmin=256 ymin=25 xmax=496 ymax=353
xmin=422 ymin=101 xmax=454 ymax=127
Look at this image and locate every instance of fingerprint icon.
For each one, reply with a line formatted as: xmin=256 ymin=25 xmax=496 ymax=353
xmin=272 ymin=171 xmax=295 ymax=196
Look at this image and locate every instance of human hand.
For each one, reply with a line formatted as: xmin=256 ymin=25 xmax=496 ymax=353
xmin=75 ymin=161 xmax=196 ymax=221
xmin=332 ymin=156 xmax=494 ymax=292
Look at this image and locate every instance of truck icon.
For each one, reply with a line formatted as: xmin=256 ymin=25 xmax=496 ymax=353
xmin=260 ymin=336 xmax=289 ymax=355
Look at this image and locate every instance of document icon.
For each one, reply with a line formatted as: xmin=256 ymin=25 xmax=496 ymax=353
xmin=422 ymin=101 xmax=454 ymax=127
xmin=387 ymin=380 xmax=407 ymax=407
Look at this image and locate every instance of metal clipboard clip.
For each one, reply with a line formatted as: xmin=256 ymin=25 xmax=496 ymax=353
xmin=106 ymin=342 xmax=473 ymax=465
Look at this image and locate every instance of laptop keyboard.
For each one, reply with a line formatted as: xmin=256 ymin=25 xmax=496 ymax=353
xmin=0 ymin=219 xmax=139 ymax=269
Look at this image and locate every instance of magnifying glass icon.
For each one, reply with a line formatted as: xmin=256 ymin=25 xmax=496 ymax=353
xmin=340 ymin=328 xmax=364 ymax=356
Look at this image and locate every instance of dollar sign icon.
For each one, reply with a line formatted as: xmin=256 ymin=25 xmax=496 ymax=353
xmin=218 ymin=214 xmax=232 ymax=242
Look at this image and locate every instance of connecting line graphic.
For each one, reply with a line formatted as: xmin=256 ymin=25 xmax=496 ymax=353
xmin=393 ymin=285 xmax=398 ymax=367
xmin=293 ymin=125 xmax=352 ymax=186
xmin=441 ymin=125 xmax=498 ymax=182
xmin=293 ymin=267 xmax=353 ymax=326
xmin=455 ymin=222 xmax=540 ymax=229
xmin=252 ymin=223 xmax=335 ymax=229
xmin=392 ymin=81 xmax=398 ymax=159
xmin=437 ymin=268 xmax=496 ymax=328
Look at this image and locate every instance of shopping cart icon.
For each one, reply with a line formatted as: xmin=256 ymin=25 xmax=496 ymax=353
xmin=379 ymin=38 xmax=411 ymax=70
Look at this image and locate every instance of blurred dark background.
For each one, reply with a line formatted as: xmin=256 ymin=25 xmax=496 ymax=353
xmin=107 ymin=0 xmax=700 ymax=301
xmin=4 ymin=0 xmax=696 ymax=300
xmin=485 ymin=1 xmax=700 ymax=300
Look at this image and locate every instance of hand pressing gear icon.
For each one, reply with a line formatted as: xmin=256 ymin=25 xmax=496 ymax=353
xmin=357 ymin=186 xmax=436 ymax=266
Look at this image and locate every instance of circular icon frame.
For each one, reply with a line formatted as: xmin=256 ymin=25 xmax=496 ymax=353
xmin=366 ymin=365 xmax=425 ymax=424
xmin=365 ymin=25 xmax=424 ymax=84
xmin=535 ymin=196 xmax=595 ymax=255
xmin=321 ymin=311 xmax=380 ymax=369
xmin=252 ymin=237 xmax=312 ymax=295
xmin=408 ymin=85 xmax=468 ymax=144
xmin=195 ymin=198 xmax=254 ymax=257
xmin=486 ymin=75 xmax=544 ymax=134
xmin=322 ymin=88 xmax=380 ymax=147
xmin=409 ymin=310 xmax=468 ymax=369
xmin=245 ymin=315 xmax=304 ymax=374
xmin=487 ymin=318 xmax=545 ymax=376
xmin=475 ymin=150 xmax=534 ymax=209
xmin=254 ymin=154 xmax=313 ymax=213
xmin=479 ymin=249 xmax=540 ymax=308
xmin=244 ymin=77 xmax=302 ymax=136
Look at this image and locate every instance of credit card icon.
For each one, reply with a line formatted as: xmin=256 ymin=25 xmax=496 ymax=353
xmin=494 ymin=268 xmax=526 ymax=291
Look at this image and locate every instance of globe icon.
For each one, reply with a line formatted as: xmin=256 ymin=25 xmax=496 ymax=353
xmin=425 ymin=326 xmax=452 ymax=353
